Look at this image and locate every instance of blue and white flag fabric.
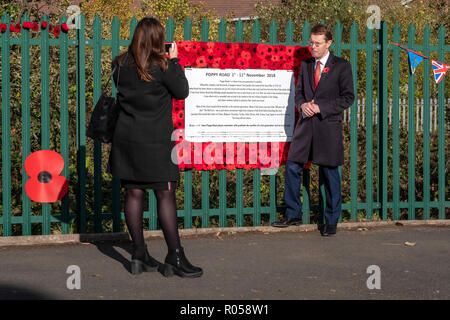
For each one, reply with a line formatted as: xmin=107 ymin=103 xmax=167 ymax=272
xmin=408 ymin=50 xmax=424 ymax=74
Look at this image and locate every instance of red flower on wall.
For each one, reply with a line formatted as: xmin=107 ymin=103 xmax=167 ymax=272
xmin=0 ymin=24 xmax=6 ymax=32
xmin=240 ymin=50 xmax=251 ymax=60
xmin=24 ymin=150 xmax=69 ymax=203
xmin=32 ymin=22 xmax=39 ymax=32
xmin=61 ymin=23 xmax=70 ymax=32
xmin=256 ymin=44 xmax=268 ymax=59
xmin=182 ymin=41 xmax=192 ymax=52
xmin=41 ymin=21 xmax=48 ymax=29
xmin=260 ymin=59 xmax=269 ymax=69
xmin=249 ymin=58 xmax=259 ymax=69
xmin=22 ymin=21 xmax=32 ymax=29
xmin=212 ymin=57 xmax=221 ymax=68
xmin=191 ymin=43 xmax=200 ymax=53
xmin=178 ymin=55 xmax=190 ymax=67
xmin=53 ymin=25 xmax=60 ymax=37
xmin=269 ymin=61 xmax=280 ymax=70
xmin=196 ymin=56 xmax=207 ymax=68
xmin=14 ymin=23 xmax=21 ymax=32
xmin=236 ymin=57 xmax=249 ymax=69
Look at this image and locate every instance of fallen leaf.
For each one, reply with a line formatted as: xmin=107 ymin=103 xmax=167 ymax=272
xmin=404 ymin=241 xmax=416 ymax=246
xmin=395 ymin=222 xmax=403 ymax=226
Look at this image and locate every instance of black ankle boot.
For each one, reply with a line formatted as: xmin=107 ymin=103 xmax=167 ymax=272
xmin=130 ymin=244 xmax=160 ymax=275
xmin=158 ymin=247 xmax=203 ymax=278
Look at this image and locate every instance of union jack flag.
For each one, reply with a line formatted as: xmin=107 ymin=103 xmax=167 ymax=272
xmin=431 ymin=60 xmax=449 ymax=84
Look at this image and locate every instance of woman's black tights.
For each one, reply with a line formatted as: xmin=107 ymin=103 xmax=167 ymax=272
xmin=124 ymin=186 xmax=181 ymax=250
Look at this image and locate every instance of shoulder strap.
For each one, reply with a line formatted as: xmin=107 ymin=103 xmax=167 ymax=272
xmin=105 ymin=64 xmax=120 ymax=91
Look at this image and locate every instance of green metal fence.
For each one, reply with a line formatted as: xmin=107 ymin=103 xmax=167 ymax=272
xmin=0 ymin=15 xmax=449 ymax=237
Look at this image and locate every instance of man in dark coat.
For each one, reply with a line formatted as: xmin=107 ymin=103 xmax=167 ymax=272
xmin=272 ymin=24 xmax=355 ymax=236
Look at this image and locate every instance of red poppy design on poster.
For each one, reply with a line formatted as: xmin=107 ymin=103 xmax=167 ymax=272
xmin=24 ymin=150 xmax=69 ymax=203
xmin=173 ymin=41 xmax=311 ymax=171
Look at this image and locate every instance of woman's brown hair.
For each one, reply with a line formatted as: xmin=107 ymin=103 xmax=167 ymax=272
xmin=115 ymin=17 xmax=168 ymax=81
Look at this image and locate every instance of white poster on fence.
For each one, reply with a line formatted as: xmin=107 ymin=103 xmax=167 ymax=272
xmin=184 ymin=68 xmax=295 ymax=142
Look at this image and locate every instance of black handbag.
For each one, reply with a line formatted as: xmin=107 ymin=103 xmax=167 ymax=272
xmin=87 ymin=64 xmax=121 ymax=143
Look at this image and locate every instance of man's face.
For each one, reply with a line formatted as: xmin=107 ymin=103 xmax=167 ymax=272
xmin=309 ymin=33 xmax=332 ymax=59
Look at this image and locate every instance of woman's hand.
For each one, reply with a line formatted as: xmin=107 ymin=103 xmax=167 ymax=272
xmin=168 ymin=42 xmax=178 ymax=59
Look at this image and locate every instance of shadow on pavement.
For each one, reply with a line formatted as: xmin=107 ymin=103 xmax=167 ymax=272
xmin=0 ymin=284 xmax=55 ymax=300
xmin=89 ymin=241 xmax=134 ymax=274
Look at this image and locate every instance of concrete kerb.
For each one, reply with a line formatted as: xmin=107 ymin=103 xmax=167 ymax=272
xmin=0 ymin=219 xmax=449 ymax=247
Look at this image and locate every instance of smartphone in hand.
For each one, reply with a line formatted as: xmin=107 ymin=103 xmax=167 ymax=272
xmin=165 ymin=42 xmax=174 ymax=53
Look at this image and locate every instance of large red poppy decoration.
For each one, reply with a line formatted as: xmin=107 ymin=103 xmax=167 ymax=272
xmin=24 ymin=150 xmax=69 ymax=203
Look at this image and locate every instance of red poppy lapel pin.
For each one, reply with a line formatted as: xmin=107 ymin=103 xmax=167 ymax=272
xmin=323 ymin=67 xmax=330 ymax=73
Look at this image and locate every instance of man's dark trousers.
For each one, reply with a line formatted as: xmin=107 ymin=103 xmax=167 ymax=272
xmin=284 ymin=160 xmax=341 ymax=225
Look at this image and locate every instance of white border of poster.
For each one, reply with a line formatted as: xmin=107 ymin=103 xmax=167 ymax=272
xmin=184 ymin=68 xmax=296 ymax=142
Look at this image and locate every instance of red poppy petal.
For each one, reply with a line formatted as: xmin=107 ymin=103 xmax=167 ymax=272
xmin=24 ymin=150 xmax=65 ymax=177
xmin=25 ymin=176 xmax=68 ymax=203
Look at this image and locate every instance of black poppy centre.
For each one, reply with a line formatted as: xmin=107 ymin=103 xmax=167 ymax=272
xmin=38 ymin=171 xmax=52 ymax=183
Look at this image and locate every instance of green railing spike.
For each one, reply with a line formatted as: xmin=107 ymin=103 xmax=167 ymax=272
xmin=252 ymin=18 xmax=260 ymax=43
xmin=422 ymin=22 xmax=431 ymax=220
xmin=93 ymin=11 xmax=103 ymax=233
xmin=301 ymin=20 xmax=310 ymax=46
xmin=392 ymin=22 xmax=401 ymax=221
xmin=166 ymin=16 xmax=175 ymax=42
xmin=235 ymin=19 xmax=243 ymax=43
xmin=437 ymin=24 xmax=445 ymax=220
xmin=201 ymin=17 xmax=209 ymax=42
xmin=218 ymin=18 xmax=227 ymax=42
xmin=269 ymin=19 xmax=277 ymax=44
xmin=184 ymin=17 xmax=192 ymax=40
xmin=407 ymin=20 xmax=416 ymax=220
xmin=1 ymin=12 xmax=12 ymax=236
xmin=285 ymin=20 xmax=294 ymax=44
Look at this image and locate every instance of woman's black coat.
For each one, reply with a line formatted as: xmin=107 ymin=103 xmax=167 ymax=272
xmin=109 ymin=56 xmax=189 ymax=182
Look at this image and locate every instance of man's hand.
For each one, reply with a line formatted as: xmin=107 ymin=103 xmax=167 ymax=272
xmin=310 ymin=99 xmax=320 ymax=114
xmin=301 ymin=100 xmax=320 ymax=117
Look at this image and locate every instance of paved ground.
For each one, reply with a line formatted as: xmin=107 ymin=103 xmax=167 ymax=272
xmin=0 ymin=224 xmax=449 ymax=300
